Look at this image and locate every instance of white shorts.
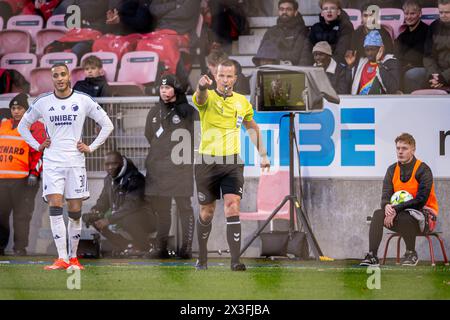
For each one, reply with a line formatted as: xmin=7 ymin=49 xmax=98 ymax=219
xmin=42 ymin=167 xmax=90 ymax=201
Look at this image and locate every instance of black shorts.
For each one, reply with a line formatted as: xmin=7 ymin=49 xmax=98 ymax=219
xmin=195 ymin=155 xmax=244 ymax=205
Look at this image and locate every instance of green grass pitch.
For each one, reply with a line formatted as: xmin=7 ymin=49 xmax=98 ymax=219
xmin=1 ymin=257 xmax=449 ymax=300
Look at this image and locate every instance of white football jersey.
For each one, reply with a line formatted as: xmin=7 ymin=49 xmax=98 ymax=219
xmin=18 ymin=90 xmax=114 ymax=168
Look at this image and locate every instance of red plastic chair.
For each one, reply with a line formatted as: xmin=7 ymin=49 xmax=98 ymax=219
xmin=46 ymin=14 xmax=68 ymax=31
xmin=7 ymin=14 xmax=44 ymax=43
xmin=116 ymin=51 xmax=159 ymax=84
xmin=343 ymin=8 xmax=362 ymax=30
xmin=80 ymin=51 xmax=119 ymax=82
xmin=40 ymin=52 xmax=78 ymax=72
xmin=411 ymin=89 xmax=448 ymax=95
xmin=240 ymin=170 xmax=292 ymax=230
xmin=421 ymin=7 xmax=440 ymax=25
xmin=70 ymin=67 xmax=86 ymax=85
xmin=382 ymin=232 xmax=449 ymax=266
xmin=0 ymin=30 xmax=31 ymax=55
xmin=30 ymin=67 xmax=53 ymax=96
xmin=35 ymin=29 xmax=66 ymax=57
xmin=0 ymin=52 xmax=37 ymax=81
xmin=379 ymin=8 xmax=405 ymax=39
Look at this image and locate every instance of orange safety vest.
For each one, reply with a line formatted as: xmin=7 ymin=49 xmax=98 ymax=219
xmin=392 ymin=159 xmax=439 ymax=215
xmin=0 ymin=119 xmax=30 ymax=179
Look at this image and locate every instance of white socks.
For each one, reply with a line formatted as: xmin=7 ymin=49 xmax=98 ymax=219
xmin=68 ymin=218 xmax=82 ymax=259
xmin=49 ymin=214 xmax=68 ymax=261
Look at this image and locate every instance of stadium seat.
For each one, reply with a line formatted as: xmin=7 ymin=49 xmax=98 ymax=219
xmin=382 ymin=232 xmax=449 ymax=266
xmin=379 ymin=8 xmax=405 ymax=39
xmin=411 ymin=89 xmax=448 ymax=95
xmin=343 ymin=8 xmax=362 ymax=30
xmin=421 ymin=7 xmax=440 ymax=25
xmin=80 ymin=51 xmax=119 ymax=82
xmin=35 ymin=29 xmax=66 ymax=57
xmin=30 ymin=67 xmax=53 ymax=96
xmin=7 ymin=14 xmax=44 ymax=43
xmin=0 ymin=16 xmax=3 ymax=30
xmin=70 ymin=67 xmax=85 ymax=85
xmin=240 ymin=170 xmax=292 ymax=230
xmin=40 ymin=52 xmax=78 ymax=71
xmin=46 ymin=14 xmax=68 ymax=31
xmin=0 ymin=52 xmax=37 ymax=81
xmin=0 ymin=30 xmax=31 ymax=55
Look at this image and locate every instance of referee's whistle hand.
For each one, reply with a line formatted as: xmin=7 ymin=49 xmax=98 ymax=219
xmin=38 ymin=138 xmax=51 ymax=152
xmin=77 ymin=141 xmax=91 ymax=153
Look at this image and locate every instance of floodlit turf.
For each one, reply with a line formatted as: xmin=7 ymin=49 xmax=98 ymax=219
xmin=0 ymin=257 xmax=449 ymax=300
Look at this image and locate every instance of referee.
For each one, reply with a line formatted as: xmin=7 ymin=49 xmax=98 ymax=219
xmin=193 ymin=59 xmax=270 ymax=271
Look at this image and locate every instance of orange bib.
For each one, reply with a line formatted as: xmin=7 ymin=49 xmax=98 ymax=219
xmin=0 ymin=119 xmax=30 ymax=179
xmin=392 ymin=159 xmax=438 ymax=215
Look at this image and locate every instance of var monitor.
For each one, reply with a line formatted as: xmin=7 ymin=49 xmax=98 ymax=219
xmin=256 ymin=70 xmax=309 ymax=112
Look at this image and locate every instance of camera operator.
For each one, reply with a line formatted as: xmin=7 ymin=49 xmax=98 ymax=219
xmin=85 ymin=151 xmax=156 ymax=256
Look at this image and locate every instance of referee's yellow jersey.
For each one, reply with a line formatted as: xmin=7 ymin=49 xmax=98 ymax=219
xmin=193 ymin=89 xmax=254 ymax=156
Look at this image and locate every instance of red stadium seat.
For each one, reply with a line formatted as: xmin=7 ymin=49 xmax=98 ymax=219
xmin=46 ymin=14 xmax=68 ymax=31
xmin=379 ymin=8 xmax=405 ymax=39
xmin=116 ymin=51 xmax=159 ymax=84
xmin=0 ymin=52 xmax=37 ymax=81
xmin=70 ymin=67 xmax=85 ymax=85
xmin=0 ymin=30 xmax=31 ymax=55
xmin=7 ymin=14 xmax=44 ymax=43
xmin=343 ymin=8 xmax=362 ymax=30
xmin=80 ymin=51 xmax=118 ymax=82
xmin=240 ymin=170 xmax=291 ymax=228
xmin=30 ymin=67 xmax=53 ymax=96
xmin=411 ymin=89 xmax=448 ymax=95
xmin=35 ymin=29 xmax=66 ymax=57
xmin=40 ymin=52 xmax=78 ymax=71
xmin=421 ymin=7 xmax=440 ymax=25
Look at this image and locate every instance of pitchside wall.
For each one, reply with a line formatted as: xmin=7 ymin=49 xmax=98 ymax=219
xmin=1 ymin=95 xmax=449 ymax=260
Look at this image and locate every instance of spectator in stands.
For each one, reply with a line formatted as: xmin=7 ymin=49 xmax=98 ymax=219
xmin=346 ymin=30 xmax=400 ymax=94
xmin=73 ymin=55 xmax=112 ymax=97
xmin=208 ymin=0 xmax=249 ymax=53
xmin=395 ymin=0 xmax=429 ymax=93
xmin=350 ymin=3 xmax=394 ymax=61
xmin=360 ymin=133 xmax=439 ymax=267
xmin=87 ymin=151 xmax=156 ymax=257
xmin=149 ymin=0 xmax=201 ymax=35
xmin=0 ymin=69 xmax=30 ymax=95
xmin=309 ymin=0 xmax=354 ymax=64
xmin=205 ymin=50 xmax=250 ymax=94
xmin=423 ymin=0 xmax=450 ymax=92
xmin=313 ymin=41 xmax=351 ymax=94
xmin=145 ymin=74 xmax=198 ymax=259
xmin=0 ymin=93 xmax=45 ymax=256
xmin=28 ymin=0 xmax=61 ymax=21
xmin=253 ymin=0 xmax=312 ymax=67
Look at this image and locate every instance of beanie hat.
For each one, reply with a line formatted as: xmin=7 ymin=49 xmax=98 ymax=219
xmin=364 ymin=30 xmax=383 ymax=47
xmin=312 ymin=41 xmax=332 ymax=56
xmin=159 ymin=74 xmax=179 ymax=91
xmin=9 ymin=93 xmax=29 ymax=110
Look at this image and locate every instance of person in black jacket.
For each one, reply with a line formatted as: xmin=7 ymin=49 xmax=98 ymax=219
xmin=313 ymin=41 xmax=351 ymax=94
xmin=395 ymin=0 xmax=430 ymax=93
xmin=73 ymin=55 xmax=111 ymax=97
xmin=87 ymin=151 xmax=156 ymax=256
xmin=253 ymin=0 xmax=312 ymax=67
xmin=309 ymin=0 xmax=354 ymax=64
xmin=145 ymin=74 xmax=198 ymax=259
xmin=360 ymin=133 xmax=439 ymax=267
